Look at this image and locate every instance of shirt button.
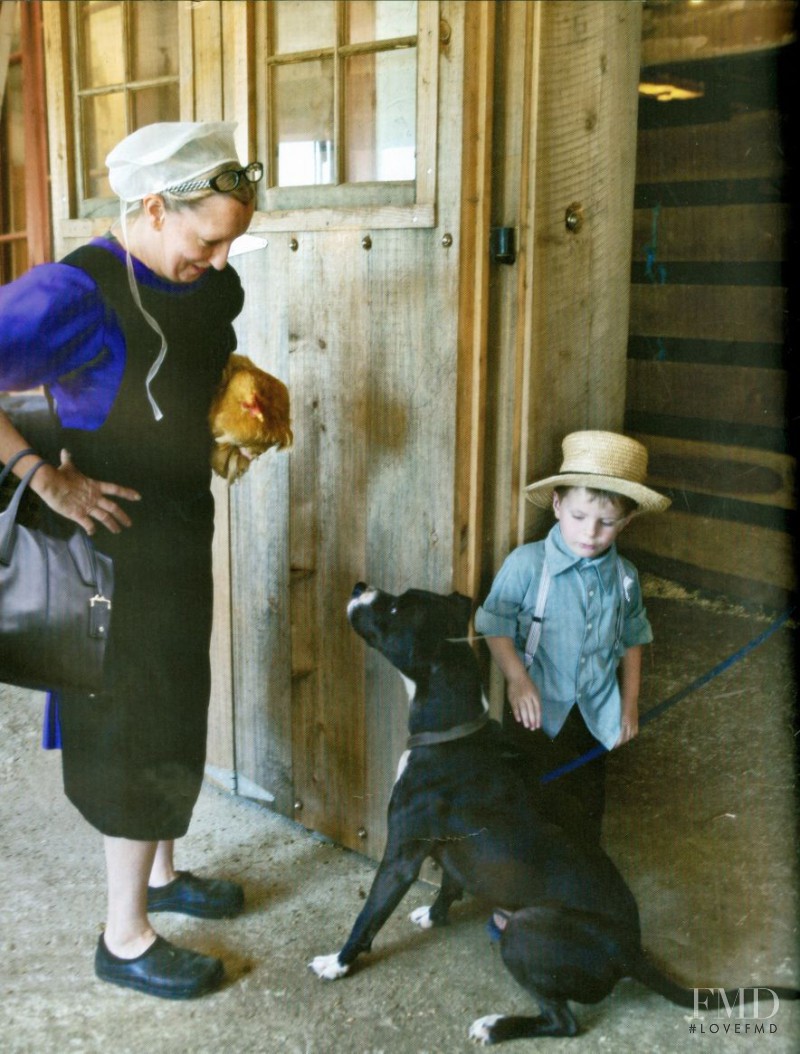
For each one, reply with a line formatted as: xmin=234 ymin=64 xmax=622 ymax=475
xmin=587 ymin=623 xmax=592 ymax=631
xmin=580 ymin=657 xmax=586 ymax=664
xmin=588 ymin=590 xmax=594 ymax=597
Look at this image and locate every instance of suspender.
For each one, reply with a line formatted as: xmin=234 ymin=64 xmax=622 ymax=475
xmin=523 ymin=556 xmax=628 ymax=669
xmin=523 ymin=562 xmax=550 ymax=669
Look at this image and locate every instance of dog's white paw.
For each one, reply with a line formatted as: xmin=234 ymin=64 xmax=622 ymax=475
xmin=469 ymin=1015 xmax=504 ymax=1044
xmin=309 ymin=953 xmax=350 ymax=980
xmin=408 ymin=905 xmax=434 ymax=929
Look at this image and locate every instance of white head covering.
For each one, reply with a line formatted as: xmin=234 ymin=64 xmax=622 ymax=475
xmin=105 ymin=122 xmax=242 ymax=421
xmin=107 ymin=121 xmax=241 ymax=202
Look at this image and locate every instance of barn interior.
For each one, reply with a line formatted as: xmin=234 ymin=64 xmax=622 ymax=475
xmin=0 ymin=1 xmax=797 ymax=1051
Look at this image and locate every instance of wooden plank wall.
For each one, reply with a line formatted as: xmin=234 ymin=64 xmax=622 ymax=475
xmin=224 ymin=1 xmax=472 ymax=856
xmin=482 ymin=0 xmax=644 ymax=583
xmin=623 ymin=0 xmax=796 ymax=609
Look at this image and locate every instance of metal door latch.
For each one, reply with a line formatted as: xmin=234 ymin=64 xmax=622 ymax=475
xmin=490 ymin=226 xmax=516 ymax=265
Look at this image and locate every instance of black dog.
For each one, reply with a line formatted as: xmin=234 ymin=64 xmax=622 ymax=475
xmin=310 ymin=584 xmax=798 ymax=1042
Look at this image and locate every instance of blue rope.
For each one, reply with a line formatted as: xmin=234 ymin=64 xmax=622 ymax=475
xmin=540 ymin=606 xmax=796 ymax=785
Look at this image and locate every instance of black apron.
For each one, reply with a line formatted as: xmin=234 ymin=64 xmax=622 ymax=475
xmin=55 ymin=242 xmax=243 ymax=840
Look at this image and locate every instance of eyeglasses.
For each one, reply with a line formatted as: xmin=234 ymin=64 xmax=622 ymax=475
xmin=164 ymin=162 xmax=264 ymax=196
xmin=208 ymin=162 xmax=264 ymax=192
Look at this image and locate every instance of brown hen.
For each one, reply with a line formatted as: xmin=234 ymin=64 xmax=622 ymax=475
xmin=209 ymin=354 xmax=293 ymax=482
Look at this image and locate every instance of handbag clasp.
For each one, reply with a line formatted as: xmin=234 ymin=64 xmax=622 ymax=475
xmin=89 ymin=594 xmax=112 ymax=638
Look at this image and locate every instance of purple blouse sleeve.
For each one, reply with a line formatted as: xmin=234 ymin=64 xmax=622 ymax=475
xmin=0 ymin=263 xmax=125 ymax=429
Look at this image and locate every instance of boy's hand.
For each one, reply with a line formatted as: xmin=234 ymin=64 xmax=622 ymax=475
xmin=615 ymin=646 xmax=642 ymax=748
xmin=507 ymin=673 xmax=542 ymax=731
xmin=615 ymin=703 xmax=639 ymax=747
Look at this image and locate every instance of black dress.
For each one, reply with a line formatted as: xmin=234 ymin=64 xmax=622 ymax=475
xmin=55 ymin=240 xmax=244 ymax=840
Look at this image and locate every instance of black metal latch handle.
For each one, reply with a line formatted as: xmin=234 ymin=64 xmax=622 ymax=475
xmin=490 ymin=226 xmax=516 ymax=265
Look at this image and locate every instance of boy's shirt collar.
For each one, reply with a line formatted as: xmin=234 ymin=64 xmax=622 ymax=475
xmin=545 ymin=523 xmax=619 ymax=594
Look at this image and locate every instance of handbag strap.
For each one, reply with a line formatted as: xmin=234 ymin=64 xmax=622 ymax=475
xmin=0 ymin=459 xmax=46 ymax=566
xmin=0 ymin=458 xmax=103 ymax=589
xmin=0 ymin=447 xmax=37 ymax=487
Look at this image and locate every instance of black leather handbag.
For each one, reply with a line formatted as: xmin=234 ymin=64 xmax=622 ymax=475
xmin=0 ymin=449 xmax=114 ymax=694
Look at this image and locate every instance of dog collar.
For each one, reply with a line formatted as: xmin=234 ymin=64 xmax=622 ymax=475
xmin=407 ymin=712 xmax=490 ymax=749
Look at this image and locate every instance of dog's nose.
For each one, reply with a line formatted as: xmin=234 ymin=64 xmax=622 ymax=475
xmin=352 ymin=582 xmax=368 ymax=599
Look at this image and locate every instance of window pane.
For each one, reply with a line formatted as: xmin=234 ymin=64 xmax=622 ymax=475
xmin=273 ymin=0 xmax=335 ymax=54
xmin=82 ymin=92 xmax=126 ymax=200
xmin=132 ymin=85 xmax=180 ymax=130
xmin=348 ymin=0 xmax=417 ymax=45
xmin=78 ymin=1 xmax=125 ymax=88
xmin=130 ymin=2 xmax=179 ymax=81
xmin=345 ymin=48 xmax=416 ymax=182
xmin=273 ymin=60 xmax=335 ymax=186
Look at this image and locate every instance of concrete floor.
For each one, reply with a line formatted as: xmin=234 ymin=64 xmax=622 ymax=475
xmin=1 ymin=585 xmax=798 ymax=1054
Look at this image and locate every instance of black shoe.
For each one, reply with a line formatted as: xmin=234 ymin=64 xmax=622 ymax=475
xmin=147 ymin=871 xmax=244 ymax=919
xmin=95 ymin=934 xmax=224 ymax=999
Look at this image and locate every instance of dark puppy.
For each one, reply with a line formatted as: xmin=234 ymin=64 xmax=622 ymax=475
xmin=310 ymin=583 xmax=798 ymax=1042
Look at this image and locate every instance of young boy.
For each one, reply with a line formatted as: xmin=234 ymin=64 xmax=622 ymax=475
xmin=475 ymin=431 xmax=670 ymax=847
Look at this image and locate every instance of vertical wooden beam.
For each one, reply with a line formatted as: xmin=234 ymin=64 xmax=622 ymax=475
xmin=414 ymin=0 xmax=439 ymax=210
xmin=205 ymin=0 xmax=251 ymax=784
xmin=200 ymin=0 xmax=231 ymax=781
xmin=0 ymin=1 xmax=17 ymax=112
xmin=226 ymin=0 xmax=254 ymax=156
xmin=41 ymin=0 xmax=73 ymax=259
xmin=20 ymin=0 xmax=51 ymax=265
xmin=453 ymin=0 xmax=495 ymax=598
xmin=511 ymin=0 xmax=542 ymax=548
xmin=178 ymin=0 xmax=195 ymax=118
xmin=185 ymin=0 xmax=223 ymax=121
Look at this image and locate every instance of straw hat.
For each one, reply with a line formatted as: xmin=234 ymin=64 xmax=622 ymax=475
xmin=525 ymin=431 xmax=671 ymax=513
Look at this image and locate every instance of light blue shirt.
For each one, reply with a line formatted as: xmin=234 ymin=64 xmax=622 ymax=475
xmin=474 ymin=524 xmax=652 ymax=750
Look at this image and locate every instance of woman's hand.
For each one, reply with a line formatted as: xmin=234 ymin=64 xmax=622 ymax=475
xmin=31 ymin=449 xmax=141 ymax=536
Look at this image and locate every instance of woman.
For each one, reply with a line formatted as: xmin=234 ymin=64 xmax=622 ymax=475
xmin=0 ymin=122 xmax=262 ymax=998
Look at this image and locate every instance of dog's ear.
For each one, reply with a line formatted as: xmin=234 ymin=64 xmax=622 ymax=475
xmin=446 ymin=591 xmax=473 ymax=637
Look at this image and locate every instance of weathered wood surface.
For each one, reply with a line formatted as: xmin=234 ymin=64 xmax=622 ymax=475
xmin=631 ymin=285 xmax=786 ymax=345
xmin=637 ymin=433 xmax=794 ymax=512
xmin=225 ymin=3 xmax=464 ymax=854
xmin=453 ymin=0 xmax=494 ymax=600
xmin=632 ymin=204 xmax=789 ymax=263
xmin=625 ymin=508 xmax=795 ymax=593
xmin=626 ymin=3 xmax=793 ymax=604
xmin=636 ymin=112 xmax=785 ymax=185
xmin=521 ymin=0 xmax=643 ymax=542
xmin=482 ymin=0 xmax=538 ymax=576
xmin=627 ymin=360 xmax=787 ymax=431
xmin=641 ymin=0 xmax=795 ymax=67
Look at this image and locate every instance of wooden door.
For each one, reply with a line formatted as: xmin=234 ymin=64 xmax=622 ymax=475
xmin=219 ymin=1 xmax=494 ymax=857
